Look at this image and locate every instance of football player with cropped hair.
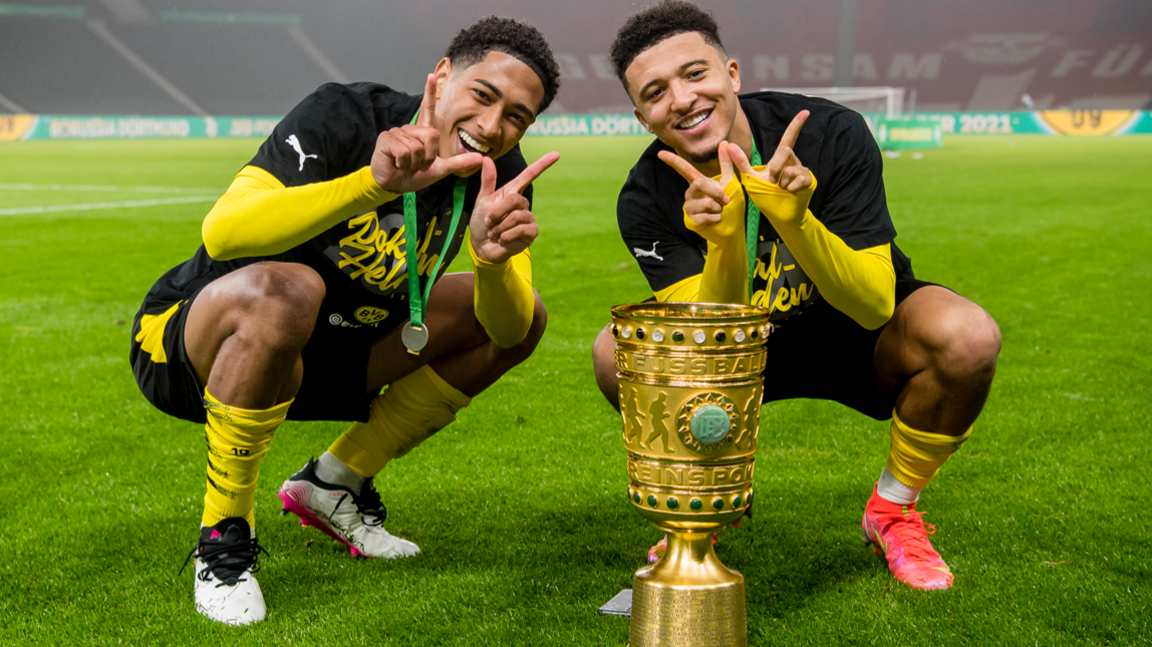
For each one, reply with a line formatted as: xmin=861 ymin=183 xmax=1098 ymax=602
xmin=593 ymin=0 xmax=1001 ymax=591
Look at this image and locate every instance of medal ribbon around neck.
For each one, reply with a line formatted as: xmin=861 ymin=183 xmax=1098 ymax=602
xmin=401 ymin=109 xmax=467 ymax=355
xmin=743 ymin=137 xmax=763 ymax=301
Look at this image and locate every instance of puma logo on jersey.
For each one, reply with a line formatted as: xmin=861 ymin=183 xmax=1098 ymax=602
xmin=634 ymin=242 xmax=664 ymax=261
xmin=286 ymin=134 xmax=318 ymax=171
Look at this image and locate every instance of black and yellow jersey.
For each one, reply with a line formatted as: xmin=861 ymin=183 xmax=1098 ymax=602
xmin=140 ymin=82 xmax=531 ymax=343
xmin=616 ymin=91 xmax=914 ymax=327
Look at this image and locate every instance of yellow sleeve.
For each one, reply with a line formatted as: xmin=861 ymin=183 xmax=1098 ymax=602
xmin=201 ymin=165 xmax=398 ymax=261
xmin=467 ymin=238 xmax=535 ymax=348
xmin=743 ymin=173 xmax=895 ymax=329
xmin=654 ymin=274 xmax=702 ymax=302
xmin=681 ymin=175 xmax=749 ymax=304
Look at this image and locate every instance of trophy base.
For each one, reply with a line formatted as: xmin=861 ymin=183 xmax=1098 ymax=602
xmin=628 ymin=530 xmax=746 ymax=647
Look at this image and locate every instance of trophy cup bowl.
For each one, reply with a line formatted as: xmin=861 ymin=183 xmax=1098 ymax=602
xmin=611 ymin=302 xmax=771 ymax=647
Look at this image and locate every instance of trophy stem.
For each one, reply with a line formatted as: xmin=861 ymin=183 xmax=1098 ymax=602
xmin=628 ymin=529 xmax=747 ymax=647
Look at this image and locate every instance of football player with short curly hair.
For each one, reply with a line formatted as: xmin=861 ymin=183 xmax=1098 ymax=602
xmin=131 ymin=15 xmax=560 ymax=625
xmin=595 ymin=0 xmax=1000 ymax=592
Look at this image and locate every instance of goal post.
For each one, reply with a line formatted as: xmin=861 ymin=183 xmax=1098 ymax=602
xmin=757 ymin=86 xmax=906 ymax=118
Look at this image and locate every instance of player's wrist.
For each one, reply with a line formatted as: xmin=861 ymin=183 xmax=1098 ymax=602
xmin=467 ymin=234 xmax=510 ymax=266
xmin=744 ymin=172 xmax=816 ymax=227
xmin=361 ymin=166 xmax=400 ymax=202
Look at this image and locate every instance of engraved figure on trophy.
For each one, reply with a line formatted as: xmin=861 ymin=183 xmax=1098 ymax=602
xmin=623 ymin=387 xmax=646 ymax=446
xmin=732 ymin=392 xmax=760 ymax=451
xmin=643 ymin=391 xmax=674 ymax=453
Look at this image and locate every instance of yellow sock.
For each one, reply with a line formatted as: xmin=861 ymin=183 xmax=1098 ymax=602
xmin=886 ymin=410 xmax=972 ymax=488
xmin=328 ymin=365 xmax=471 ymax=478
xmin=201 ymin=390 xmax=292 ymax=528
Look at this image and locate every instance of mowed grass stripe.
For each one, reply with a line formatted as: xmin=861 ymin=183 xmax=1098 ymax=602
xmin=0 ymin=183 xmax=223 ymax=193
xmin=0 ymin=135 xmax=1148 ymax=645
xmin=0 ymin=195 xmax=220 ymax=216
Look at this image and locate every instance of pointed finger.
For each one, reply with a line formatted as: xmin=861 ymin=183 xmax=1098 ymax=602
xmin=718 ymin=142 xmax=736 ymax=184
xmin=479 ymin=156 xmax=497 ymax=199
xmin=778 ymin=110 xmax=809 ymax=151
xmin=504 ymin=151 xmax=560 ymax=195
xmin=726 ymin=142 xmax=754 ymax=176
xmin=427 ymin=151 xmax=483 ymax=178
xmin=417 ymin=73 xmax=438 ymax=127
xmin=766 ymin=146 xmax=798 ymax=185
xmin=658 ymin=150 xmax=705 ymax=184
xmin=687 ymin=176 xmax=729 ymax=206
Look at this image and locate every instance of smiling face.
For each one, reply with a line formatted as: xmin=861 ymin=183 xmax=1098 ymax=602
xmin=431 ymin=50 xmax=544 ymax=175
xmin=625 ymin=31 xmax=743 ymax=169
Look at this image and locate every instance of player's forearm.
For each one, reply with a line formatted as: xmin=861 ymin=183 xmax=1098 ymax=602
xmin=468 ymin=239 xmax=535 ymax=348
xmin=698 ymin=241 xmax=749 ymax=303
xmin=775 ymin=218 xmax=894 ymax=329
xmin=684 ymin=178 xmax=749 ymax=304
xmin=742 ymin=173 xmax=894 ymax=329
xmin=202 ymin=165 xmax=398 ymax=261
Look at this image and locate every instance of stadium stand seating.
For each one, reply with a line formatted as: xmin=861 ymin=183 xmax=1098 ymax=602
xmin=111 ymin=22 xmax=332 ymax=116
xmin=0 ymin=17 xmax=187 ymax=114
xmin=0 ymin=0 xmax=1148 ymax=116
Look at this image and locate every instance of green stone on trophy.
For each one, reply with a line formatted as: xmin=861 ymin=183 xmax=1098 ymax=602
xmin=690 ymin=404 xmax=730 ymax=444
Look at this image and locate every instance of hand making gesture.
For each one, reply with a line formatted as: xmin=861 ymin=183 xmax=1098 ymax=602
xmin=727 ymin=110 xmax=815 ymax=226
xmin=657 ymin=110 xmax=815 ymax=234
xmin=370 ymin=74 xmax=484 ymax=194
xmin=468 ymin=151 xmax=560 ymax=264
xmin=657 ymin=141 xmax=743 ymax=243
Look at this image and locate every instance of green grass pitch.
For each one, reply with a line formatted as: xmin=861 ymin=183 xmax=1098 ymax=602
xmin=1 ymin=135 xmax=1149 ymax=645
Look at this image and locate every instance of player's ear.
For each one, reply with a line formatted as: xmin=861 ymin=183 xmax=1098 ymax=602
xmin=727 ymin=58 xmax=741 ymax=94
xmin=433 ymin=57 xmax=452 ymax=98
xmin=634 ymin=109 xmax=653 ymax=134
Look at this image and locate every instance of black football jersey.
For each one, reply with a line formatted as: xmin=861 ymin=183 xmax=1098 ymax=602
xmin=141 ymin=82 xmax=531 ymax=342
xmin=617 ymin=91 xmax=913 ymax=327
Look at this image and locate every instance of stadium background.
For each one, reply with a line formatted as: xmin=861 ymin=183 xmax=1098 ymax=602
xmin=2 ymin=0 xmax=1152 ymax=121
xmin=1 ymin=0 xmax=1149 ymax=645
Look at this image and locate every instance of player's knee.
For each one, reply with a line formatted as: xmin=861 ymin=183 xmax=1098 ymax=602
xmin=933 ymin=304 xmax=1001 ymax=386
xmin=592 ymin=324 xmax=620 ymax=409
xmin=525 ymin=291 xmax=548 ymax=349
xmin=232 ymin=264 xmax=326 ymax=351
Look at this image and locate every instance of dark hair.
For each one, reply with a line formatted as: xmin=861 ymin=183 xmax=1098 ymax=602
xmin=608 ymin=0 xmax=726 ymax=90
xmin=445 ymin=15 xmax=561 ymax=114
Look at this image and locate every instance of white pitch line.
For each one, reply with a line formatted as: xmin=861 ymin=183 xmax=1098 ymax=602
xmin=0 ymin=183 xmax=223 ymax=194
xmin=0 ymin=195 xmax=219 ymax=216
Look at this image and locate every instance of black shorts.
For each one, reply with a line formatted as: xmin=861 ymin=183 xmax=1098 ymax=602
xmin=130 ymin=288 xmax=380 ymax=425
xmin=637 ymin=278 xmax=941 ymax=421
xmin=760 ymin=278 xmax=941 ymax=420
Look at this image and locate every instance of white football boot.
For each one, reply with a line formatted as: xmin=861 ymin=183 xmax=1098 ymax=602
xmin=278 ymin=458 xmax=420 ymax=559
xmin=180 ymin=517 xmax=268 ymax=625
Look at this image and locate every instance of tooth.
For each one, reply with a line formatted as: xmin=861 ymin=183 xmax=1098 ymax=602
xmin=679 ymin=113 xmax=705 ymax=129
xmin=460 ymin=131 xmax=489 ymax=152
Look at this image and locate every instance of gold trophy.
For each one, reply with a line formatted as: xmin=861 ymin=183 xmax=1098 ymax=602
xmin=611 ymin=302 xmax=771 ymax=647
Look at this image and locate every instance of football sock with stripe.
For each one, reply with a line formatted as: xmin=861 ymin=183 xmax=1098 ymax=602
xmin=877 ymin=466 xmax=920 ymax=505
xmin=327 ymin=365 xmax=472 ymax=478
xmin=878 ymin=409 xmax=972 ymax=505
xmin=201 ymin=389 xmax=292 ymax=529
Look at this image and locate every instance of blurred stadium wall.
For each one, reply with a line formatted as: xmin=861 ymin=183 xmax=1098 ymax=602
xmin=0 ymin=0 xmax=1150 ymax=116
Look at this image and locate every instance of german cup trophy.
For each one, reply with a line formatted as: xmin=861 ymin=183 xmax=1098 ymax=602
xmin=611 ymin=302 xmax=771 ymax=647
